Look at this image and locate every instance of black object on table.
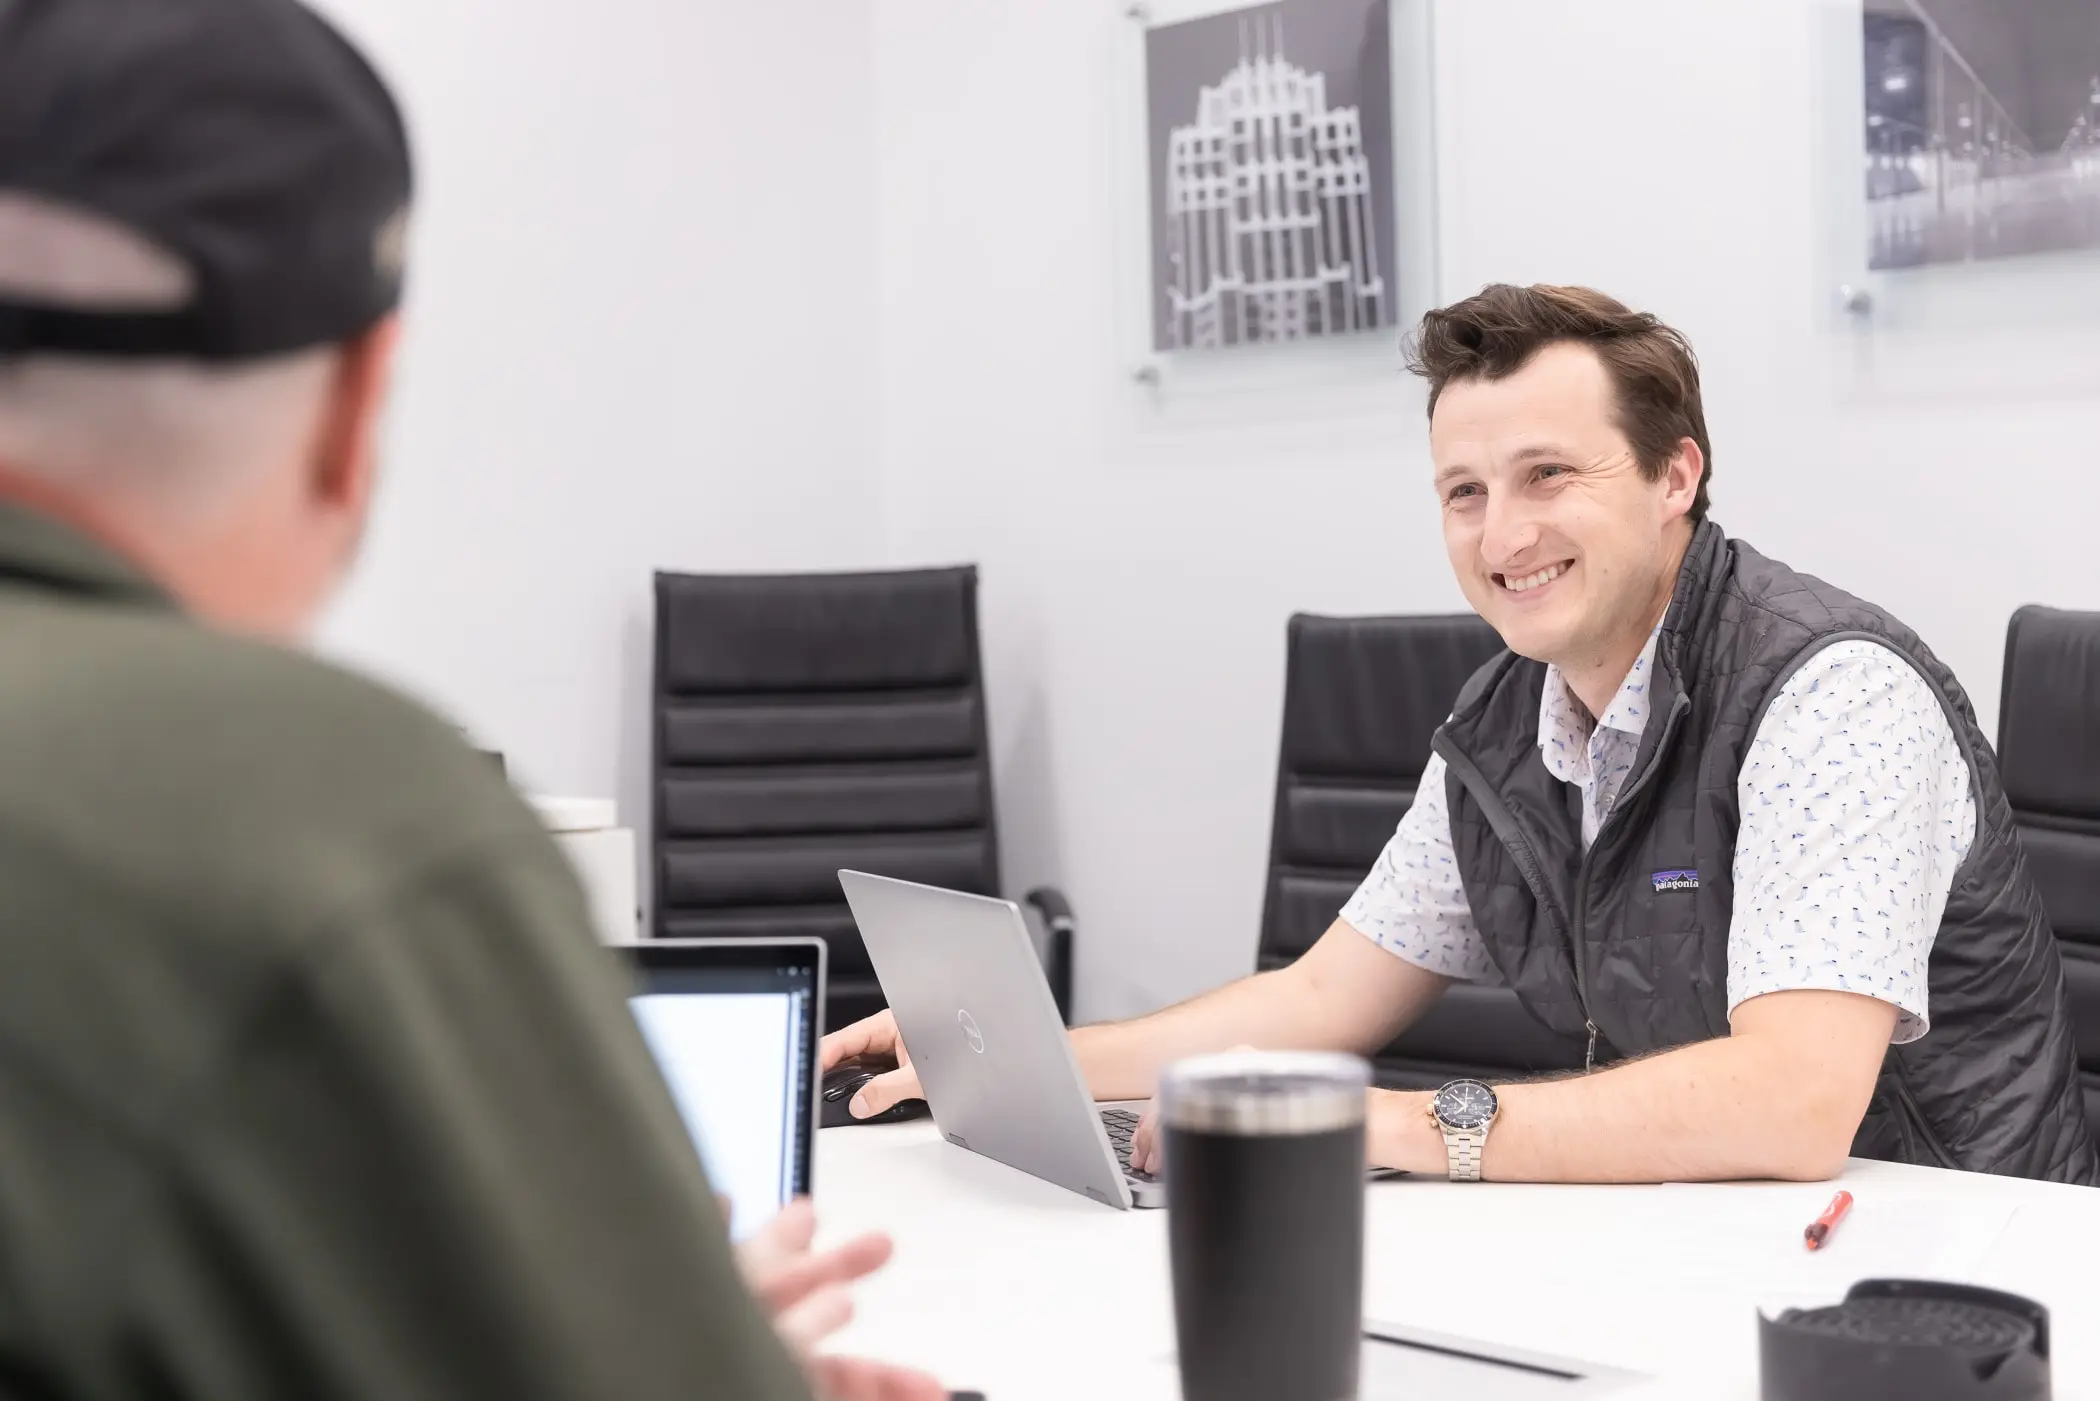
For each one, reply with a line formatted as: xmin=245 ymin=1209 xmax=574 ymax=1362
xmin=1159 ymin=1052 xmax=1369 ymax=1401
xmin=819 ymin=1053 xmax=930 ymax=1129
xmin=1760 ymin=1279 xmax=2050 ymax=1401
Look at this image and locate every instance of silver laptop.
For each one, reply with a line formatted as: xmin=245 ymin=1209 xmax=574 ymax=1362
xmin=837 ymin=870 xmax=1164 ymax=1209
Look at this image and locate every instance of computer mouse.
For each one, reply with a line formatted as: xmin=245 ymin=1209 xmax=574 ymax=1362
xmin=820 ymin=1053 xmax=931 ymax=1128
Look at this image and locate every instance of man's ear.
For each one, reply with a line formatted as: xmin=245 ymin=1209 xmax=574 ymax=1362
xmin=310 ymin=314 xmax=402 ymax=512
xmin=1661 ymin=436 xmax=1703 ymax=523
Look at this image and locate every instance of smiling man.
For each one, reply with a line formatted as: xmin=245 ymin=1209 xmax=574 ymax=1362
xmin=827 ymin=283 xmax=2097 ymax=1187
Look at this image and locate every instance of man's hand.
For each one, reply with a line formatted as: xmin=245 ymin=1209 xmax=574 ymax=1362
xmin=819 ymin=1011 xmax=925 ymax=1121
xmin=1125 ymin=1044 xmax=1259 ymax=1177
xmin=734 ymin=1197 xmax=945 ymax=1401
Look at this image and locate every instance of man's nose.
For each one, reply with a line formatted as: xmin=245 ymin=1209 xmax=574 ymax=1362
xmin=1480 ymin=493 xmax=1542 ymax=570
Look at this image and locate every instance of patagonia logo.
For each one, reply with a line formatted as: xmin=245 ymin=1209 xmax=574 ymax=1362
xmin=1651 ymin=869 xmax=1699 ymax=893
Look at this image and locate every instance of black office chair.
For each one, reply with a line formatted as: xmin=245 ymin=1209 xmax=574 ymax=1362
xmin=1999 ymin=605 xmax=2100 ymax=1137
xmin=1256 ymin=612 xmax=1587 ymax=1090
xmin=651 ymin=565 xmax=1074 ymax=1032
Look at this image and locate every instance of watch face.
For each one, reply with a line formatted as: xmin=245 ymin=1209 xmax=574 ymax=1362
xmin=1434 ymin=1079 xmax=1499 ymax=1131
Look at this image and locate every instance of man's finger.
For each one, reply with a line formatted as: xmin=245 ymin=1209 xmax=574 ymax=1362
xmin=811 ymin=1357 xmax=881 ymax=1401
xmin=1129 ymin=1112 xmax=1153 ymax=1175
xmin=848 ymin=1064 xmax=924 ymax=1120
xmin=874 ymin=1365 xmax=950 ymax=1401
xmin=749 ymin=1232 xmax=895 ymax=1315
xmin=775 ymin=1284 xmax=855 ymax=1354
xmin=819 ymin=1012 xmax=895 ymax=1071
xmin=811 ymin=1356 xmax=948 ymax=1401
xmin=810 ymin=1357 xmax=873 ymax=1401
xmin=736 ymin=1196 xmax=816 ymax=1281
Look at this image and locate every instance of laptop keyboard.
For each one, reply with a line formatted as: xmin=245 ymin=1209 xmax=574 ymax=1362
xmin=1099 ymin=1108 xmax=1157 ymax=1182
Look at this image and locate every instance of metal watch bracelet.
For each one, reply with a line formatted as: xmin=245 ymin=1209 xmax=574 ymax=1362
xmin=1440 ymin=1127 xmax=1485 ymax=1181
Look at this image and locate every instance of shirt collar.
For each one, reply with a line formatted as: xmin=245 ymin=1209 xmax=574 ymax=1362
xmin=1537 ymin=626 xmax=1662 ymax=777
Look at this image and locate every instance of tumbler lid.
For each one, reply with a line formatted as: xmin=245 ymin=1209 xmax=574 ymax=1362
xmin=1157 ymin=1051 xmax=1370 ymax=1136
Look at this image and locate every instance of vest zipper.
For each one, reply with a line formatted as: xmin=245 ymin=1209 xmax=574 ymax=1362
xmin=1437 ymin=689 xmax=1695 ymax=1076
xmin=1888 ymin=1071 xmax=1959 ymax=1171
xmin=1566 ymin=692 xmax=1693 ymax=1072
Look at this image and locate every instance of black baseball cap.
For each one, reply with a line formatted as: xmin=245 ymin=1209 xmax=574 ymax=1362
xmin=0 ymin=0 xmax=412 ymax=360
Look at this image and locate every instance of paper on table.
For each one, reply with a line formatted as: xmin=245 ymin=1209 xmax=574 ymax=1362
xmin=1973 ymin=1189 xmax=2100 ymax=1301
xmin=1589 ymin=1185 xmax=2018 ymax=1302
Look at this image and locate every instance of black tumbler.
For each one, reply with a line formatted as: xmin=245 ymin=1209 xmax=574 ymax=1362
xmin=1159 ymin=1051 xmax=1370 ymax=1401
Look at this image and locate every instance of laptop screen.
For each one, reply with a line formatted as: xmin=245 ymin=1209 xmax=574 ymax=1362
xmin=626 ymin=940 xmax=822 ymax=1240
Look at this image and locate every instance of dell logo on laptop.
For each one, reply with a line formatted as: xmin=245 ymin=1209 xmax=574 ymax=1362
xmin=957 ymin=1008 xmax=985 ymax=1054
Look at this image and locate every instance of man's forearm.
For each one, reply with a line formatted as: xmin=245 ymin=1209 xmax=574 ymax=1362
xmin=1369 ymin=1032 xmax=1869 ymax=1183
xmin=1072 ymin=923 xmax=1454 ymax=1105
xmin=1072 ymin=966 xmax=1332 ymax=1101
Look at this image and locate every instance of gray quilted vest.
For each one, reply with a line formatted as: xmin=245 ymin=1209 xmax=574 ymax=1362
xmin=1435 ymin=520 xmax=2098 ymax=1183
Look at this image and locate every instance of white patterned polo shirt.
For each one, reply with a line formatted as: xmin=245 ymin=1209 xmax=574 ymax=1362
xmin=1340 ymin=633 xmax=1975 ymax=1044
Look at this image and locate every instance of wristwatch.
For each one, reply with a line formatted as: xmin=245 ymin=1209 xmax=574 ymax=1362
xmin=1428 ymin=1079 xmax=1500 ymax=1181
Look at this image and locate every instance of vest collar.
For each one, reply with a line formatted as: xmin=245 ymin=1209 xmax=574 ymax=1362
xmin=1652 ymin=517 xmax=1730 ymax=701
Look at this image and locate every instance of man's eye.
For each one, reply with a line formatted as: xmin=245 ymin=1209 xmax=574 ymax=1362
xmin=1536 ymin=464 xmax=1568 ymax=481
xmin=1447 ymin=483 xmax=1481 ymax=502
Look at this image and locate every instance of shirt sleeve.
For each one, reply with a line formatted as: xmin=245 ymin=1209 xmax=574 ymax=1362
xmin=104 ymin=830 xmax=815 ymax=1401
xmin=1727 ymin=640 xmax=1977 ymax=1044
xmin=1341 ymin=751 xmax=1501 ymax=984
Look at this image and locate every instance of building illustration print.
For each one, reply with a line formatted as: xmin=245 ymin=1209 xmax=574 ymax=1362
xmin=1145 ymin=0 xmax=1397 ymax=351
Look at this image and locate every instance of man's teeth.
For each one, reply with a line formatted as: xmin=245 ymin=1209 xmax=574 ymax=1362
xmin=1503 ymin=562 xmax=1569 ymax=593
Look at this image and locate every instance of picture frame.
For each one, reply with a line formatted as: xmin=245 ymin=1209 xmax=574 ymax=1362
xmin=1808 ymin=0 xmax=2100 ymax=400
xmin=1109 ymin=0 xmax=1440 ymax=419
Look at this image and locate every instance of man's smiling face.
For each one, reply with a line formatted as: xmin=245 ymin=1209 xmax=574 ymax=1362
xmin=1431 ymin=341 xmax=1693 ymax=676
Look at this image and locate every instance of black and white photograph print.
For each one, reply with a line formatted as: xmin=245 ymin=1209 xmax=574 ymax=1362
xmin=1863 ymin=0 xmax=2100 ymax=270
xmin=1145 ymin=0 xmax=1397 ymax=352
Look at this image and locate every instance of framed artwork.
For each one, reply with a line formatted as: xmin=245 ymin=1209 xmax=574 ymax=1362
xmin=1862 ymin=0 xmax=2100 ymax=272
xmin=1144 ymin=0 xmax=1397 ymax=352
xmin=1809 ymin=0 xmax=2100 ymax=398
xmin=1111 ymin=0 xmax=1439 ymax=412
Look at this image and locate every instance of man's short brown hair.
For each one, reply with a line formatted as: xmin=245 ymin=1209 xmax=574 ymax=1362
xmin=1405 ymin=284 xmax=1713 ymax=522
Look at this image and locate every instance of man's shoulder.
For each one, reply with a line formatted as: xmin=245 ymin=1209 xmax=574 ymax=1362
xmin=4 ymin=601 xmax=505 ymax=792
xmin=0 ymin=604 xmax=551 ymax=936
xmin=1721 ymin=534 xmax=1924 ymax=647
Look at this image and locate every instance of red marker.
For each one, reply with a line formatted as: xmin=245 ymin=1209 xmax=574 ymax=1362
xmin=1803 ymin=1190 xmax=1853 ymax=1251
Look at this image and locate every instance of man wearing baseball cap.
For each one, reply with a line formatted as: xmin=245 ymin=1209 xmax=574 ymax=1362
xmin=0 ymin=2 xmax=938 ymax=1398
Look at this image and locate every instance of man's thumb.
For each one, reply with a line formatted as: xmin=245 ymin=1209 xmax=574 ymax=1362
xmin=849 ymin=1066 xmax=921 ymax=1119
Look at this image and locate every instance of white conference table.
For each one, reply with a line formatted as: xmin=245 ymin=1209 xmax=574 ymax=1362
xmin=816 ymin=1117 xmax=2100 ymax=1400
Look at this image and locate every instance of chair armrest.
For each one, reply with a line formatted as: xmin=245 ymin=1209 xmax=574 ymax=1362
xmin=1022 ymin=885 xmax=1077 ymax=1025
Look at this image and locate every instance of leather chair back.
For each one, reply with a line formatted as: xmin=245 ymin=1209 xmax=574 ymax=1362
xmin=1999 ymin=606 xmax=2100 ymax=1135
xmin=652 ymin=566 xmax=1000 ymax=1029
xmin=1257 ymin=613 xmax=1586 ymax=1089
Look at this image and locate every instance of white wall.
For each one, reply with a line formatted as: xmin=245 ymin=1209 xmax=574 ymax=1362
xmin=311 ymin=0 xmax=884 ymax=901
xmin=870 ymin=0 xmax=2100 ymax=1022
xmin=300 ymin=0 xmax=2098 ymax=1006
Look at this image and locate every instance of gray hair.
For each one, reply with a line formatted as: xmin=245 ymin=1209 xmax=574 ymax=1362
xmin=0 ymin=193 xmax=338 ymax=519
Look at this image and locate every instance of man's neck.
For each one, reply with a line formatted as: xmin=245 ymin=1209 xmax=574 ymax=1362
xmin=0 ymin=465 xmax=215 ymax=618
xmin=0 ymin=465 xmax=154 ymax=562
xmin=1559 ymin=625 xmax=1659 ymax=723
xmin=1558 ymin=527 xmax=1694 ymax=720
